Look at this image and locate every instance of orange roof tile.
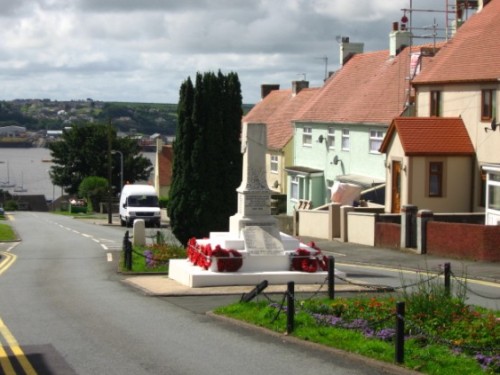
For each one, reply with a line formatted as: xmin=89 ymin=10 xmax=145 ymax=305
xmin=243 ymin=87 xmax=319 ymax=150
xmin=413 ymin=0 xmax=500 ymax=84
xmin=380 ymin=117 xmax=475 ymax=156
xmin=296 ymin=48 xmax=419 ymax=124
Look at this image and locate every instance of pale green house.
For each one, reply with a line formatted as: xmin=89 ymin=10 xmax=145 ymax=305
xmin=285 ymin=31 xmax=434 ymax=214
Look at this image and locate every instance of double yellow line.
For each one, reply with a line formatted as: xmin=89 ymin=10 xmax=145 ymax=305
xmin=0 ymin=252 xmax=16 ymax=277
xmin=0 ymin=251 xmax=37 ymax=374
xmin=0 ymin=318 xmax=36 ymax=374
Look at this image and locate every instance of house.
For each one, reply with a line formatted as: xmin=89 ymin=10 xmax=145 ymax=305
xmin=242 ymin=82 xmax=319 ymax=199
xmin=379 ymin=117 xmax=475 ymax=213
xmin=408 ymin=0 xmax=500 ymax=222
xmin=285 ymin=24 xmax=436 ymax=215
xmin=153 ymin=138 xmax=173 ymax=198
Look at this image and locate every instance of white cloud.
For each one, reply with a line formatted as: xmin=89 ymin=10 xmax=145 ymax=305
xmin=0 ymin=0 xmax=446 ymax=104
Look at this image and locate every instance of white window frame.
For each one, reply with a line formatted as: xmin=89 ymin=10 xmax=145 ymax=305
xmin=302 ymin=127 xmax=312 ymax=146
xmin=341 ymin=128 xmax=350 ymax=151
xmin=327 ymin=127 xmax=335 ymax=150
xmin=270 ymin=155 xmax=278 ymax=173
xmin=369 ymin=129 xmax=385 ymax=154
xmin=290 ymin=175 xmax=299 ymax=201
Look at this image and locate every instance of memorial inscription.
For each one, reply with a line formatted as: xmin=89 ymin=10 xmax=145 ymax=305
xmin=243 ymin=225 xmax=284 ymax=255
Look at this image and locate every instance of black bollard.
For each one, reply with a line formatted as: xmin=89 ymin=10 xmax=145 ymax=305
xmin=395 ymin=301 xmax=405 ymax=364
xmin=444 ymin=263 xmax=451 ymax=297
xmin=286 ymin=281 xmax=295 ymax=334
xmin=328 ymin=256 xmax=335 ymax=300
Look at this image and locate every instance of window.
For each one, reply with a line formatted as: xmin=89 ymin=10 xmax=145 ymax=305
xmin=270 ymin=155 xmax=278 ymax=173
xmin=302 ymin=127 xmax=312 ymax=146
xmin=428 ymin=162 xmax=443 ymax=197
xmin=341 ymin=129 xmax=350 ymax=151
xmin=369 ymin=130 xmax=385 ymax=153
xmin=327 ymin=127 xmax=335 ymax=149
xmin=430 ymin=90 xmax=441 ymax=117
xmin=481 ymin=89 xmax=495 ymax=121
xmin=290 ymin=175 xmax=299 ymax=200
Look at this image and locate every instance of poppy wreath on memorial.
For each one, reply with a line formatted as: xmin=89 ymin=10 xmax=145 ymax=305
xmin=211 ymin=246 xmax=243 ymax=272
xmin=187 ymin=238 xmax=212 ymax=270
xmin=291 ymin=242 xmax=328 ymax=273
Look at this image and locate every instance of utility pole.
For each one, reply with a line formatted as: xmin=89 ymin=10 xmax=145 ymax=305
xmin=107 ymin=122 xmax=113 ymax=224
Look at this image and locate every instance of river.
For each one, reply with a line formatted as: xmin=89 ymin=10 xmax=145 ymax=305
xmin=0 ymin=148 xmax=156 ymax=202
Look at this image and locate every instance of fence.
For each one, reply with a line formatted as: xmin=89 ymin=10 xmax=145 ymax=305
xmin=240 ymin=259 xmax=500 ymax=370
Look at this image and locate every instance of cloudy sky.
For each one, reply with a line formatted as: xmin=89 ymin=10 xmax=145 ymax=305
xmin=0 ymin=0 xmax=451 ymax=104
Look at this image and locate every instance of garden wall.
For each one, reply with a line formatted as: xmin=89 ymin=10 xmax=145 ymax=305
xmin=426 ymin=222 xmax=500 ymax=261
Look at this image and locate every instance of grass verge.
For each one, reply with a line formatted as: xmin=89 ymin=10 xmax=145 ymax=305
xmin=214 ymin=286 xmax=499 ymax=374
xmin=0 ymin=221 xmax=17 ymax=241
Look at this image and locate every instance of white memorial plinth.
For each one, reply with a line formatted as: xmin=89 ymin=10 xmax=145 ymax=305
xmin=168 ymin=122 xmax=346 ymax=287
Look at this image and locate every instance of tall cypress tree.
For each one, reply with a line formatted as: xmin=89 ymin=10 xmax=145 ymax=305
xmin=168 ymin=71 xmax=243 ymax=245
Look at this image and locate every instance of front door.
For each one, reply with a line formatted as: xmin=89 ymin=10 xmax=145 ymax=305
xmin=391 ymin=161 xmax=401 ymax=213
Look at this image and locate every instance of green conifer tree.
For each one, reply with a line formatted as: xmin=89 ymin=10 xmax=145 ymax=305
xmin=168 ymin=71 xmax=242 ymax=245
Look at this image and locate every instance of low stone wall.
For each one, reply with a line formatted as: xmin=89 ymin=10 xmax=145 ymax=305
xmin=375 ymin=222 xmax=401 ymax=249
xmin=427 ymin=222 xmax=500 ymax=261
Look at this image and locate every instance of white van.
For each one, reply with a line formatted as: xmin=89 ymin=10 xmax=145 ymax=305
xmin=119 ymin=184 xmax=161 ymax=228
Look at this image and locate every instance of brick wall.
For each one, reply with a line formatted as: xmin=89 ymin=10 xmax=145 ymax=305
xmin=375 ymin=222 xmax=400 ymax=249
xmin=427 ymin=222 xmax=500 ymax=261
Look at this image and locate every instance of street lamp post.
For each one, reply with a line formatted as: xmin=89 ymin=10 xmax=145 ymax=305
xmin=111 ymin=150 xmax=123 ymax=193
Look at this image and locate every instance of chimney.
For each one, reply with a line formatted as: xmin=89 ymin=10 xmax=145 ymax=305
xmin=339 ymin=36 xmax=364 ymax=66
xmin=261 ymin=84 xmax=280 ymax=99
xmin=292 ymin=80 xmax=309 ymax=96
xmin=389 ymin=22 xmax=412 ymax=57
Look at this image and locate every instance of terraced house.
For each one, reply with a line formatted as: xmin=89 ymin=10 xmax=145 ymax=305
xmin=381 ymin=0 xmax=500 ymax=224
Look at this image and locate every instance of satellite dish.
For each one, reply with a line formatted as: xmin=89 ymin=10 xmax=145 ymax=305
xmin=273 ymin=180 xmax=280 ymax=189
xmin=317 ymin=134 xmax=324 ymax=143
xmin=333 ymin=155 xmax=340 ymax=165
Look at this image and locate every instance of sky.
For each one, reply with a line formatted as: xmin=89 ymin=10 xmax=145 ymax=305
xmin=0 ymin=0 xmax=455 ymax=104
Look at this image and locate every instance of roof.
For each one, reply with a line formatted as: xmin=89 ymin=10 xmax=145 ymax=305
xmin=243 ymin=87 xmax=319 ymax=150
xmin=295 ymin=46 xmax=433 ymax=125
xmin=413 ymin=0 xmax=500 ymax=84
xmin=379 ymin=117 xmax=475 ymax=156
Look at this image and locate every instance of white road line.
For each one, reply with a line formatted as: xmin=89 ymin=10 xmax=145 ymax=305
xmin=101 ymin=244 xmax=108 ymax=250
xmin=107 ymin=253 xmax=113 ymax=262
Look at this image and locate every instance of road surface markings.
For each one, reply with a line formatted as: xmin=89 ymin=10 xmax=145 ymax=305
xmin=337 ymin=262 xmax=500 ymax=289
xmin=107 ymin=253 xmax=113 ymax=262
xmin=0 ymin=317 xmax=36 ymax=375
xmin=0 ymin=252 xmax=16 ymax=276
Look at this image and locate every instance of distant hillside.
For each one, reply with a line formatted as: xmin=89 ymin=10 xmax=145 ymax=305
xmin=0 ymin=99 xmax=254 ymax=136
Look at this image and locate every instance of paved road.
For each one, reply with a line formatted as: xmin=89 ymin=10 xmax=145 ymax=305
xmin=0 ymin=212 xmax=412 ymax=375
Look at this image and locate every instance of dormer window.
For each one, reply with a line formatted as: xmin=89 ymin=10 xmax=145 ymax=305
xmin=481 ymin=89 xmax=495 ymax=121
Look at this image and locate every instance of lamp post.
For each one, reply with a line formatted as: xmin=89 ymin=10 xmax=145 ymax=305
xmin=111 ymin=150 xmax=123 ymax=193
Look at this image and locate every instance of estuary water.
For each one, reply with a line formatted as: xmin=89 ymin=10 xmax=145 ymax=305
xmin=0 ymin=148 xmax=156 ymax=201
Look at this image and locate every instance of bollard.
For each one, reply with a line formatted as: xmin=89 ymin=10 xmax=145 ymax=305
xmin=444 ymin=263 xmax=451 ymax=297
xmin=286 ymin=281 xmax=295 ymax=334
xmin=395 ymin=301 xmax=405 ymax=364
xmin=328 ymin=256 xmax=335 ymax=300
xmin=123 ymin=231 xmax=130 ymax=269
xmin=241 ymin=280 xmax=269 ymax=302
xmin=126 ymin=240 xmax=132 ymax=271
xmin=156 ymin=230 xmax=161 ymax=244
